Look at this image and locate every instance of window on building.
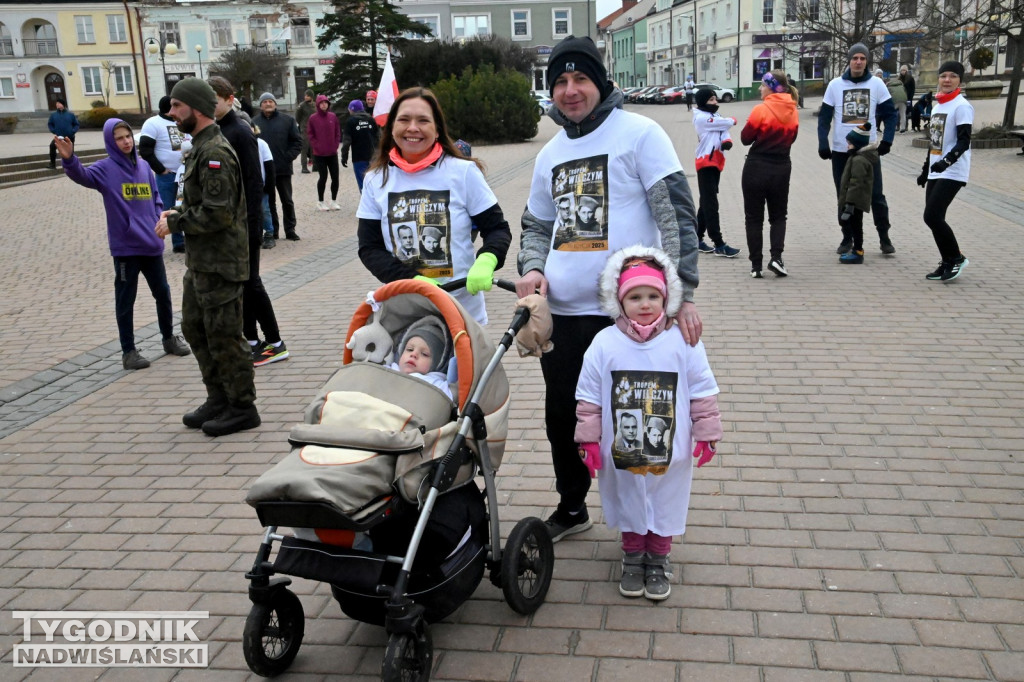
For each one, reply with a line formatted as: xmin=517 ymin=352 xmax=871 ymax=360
xmin=249 ymin=17 xmax=268 ymax=44
xmin=291 ymin=17 xmax=311 ymax=46
xmin=808 ymin=0 xmax=820 ymax=20
xmin=107 ymin=15 xmax=126 ymax=43
xmin=453 ymin=14 xmax=490 ymax=39
xmin=211 ymin=20 xmax=232 ymax=48
xmin=75 ymin=16 xmax=95 ymax=44
xmin=512 ymin=10 xmax=531 ymax=39
xmin=0 ymin=77 xmax=13 ymax=98
xmin=763 ymin=0 xmax=774 ymax=24
xmin=114 ymin=65 xmax=133 ymax=94
xmin=553 ymin=9 xmax=571 ymax=37
xmin=712 ymin=7 xmax=717 ymax=24
xmin=405 ymin=15 xmax=439 ymax=40
xmin=785 ymin=0 xmax=797 ymax=22
xmin=726 ymin=3 xmax=732 ymax=20
xmin=159 ymin=22 xmax=181 ymax=48
xmin=700 ymin=10 xmax=705 ymax=29
xmin=898 ymin=0 xmax=918 ymax=16
xmin=82 ymin=66 xmax=102 ymax=95
xmin=658 ymin=25 xmax=664 ymax=46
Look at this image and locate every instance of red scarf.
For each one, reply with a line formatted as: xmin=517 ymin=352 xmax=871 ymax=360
xmin=935 ymin=88 xmax=960 ymax=104
xmin=389 ymin=142 xmax=443 ymax=173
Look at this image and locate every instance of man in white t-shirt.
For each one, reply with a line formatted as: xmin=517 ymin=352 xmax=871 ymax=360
xmin=515 ymin=34 xmax=703 ymax=543
xmin=139 ymin=96 xmax=186 ymax=252
xmin=818 ymin=43 xmax=900 ymax=256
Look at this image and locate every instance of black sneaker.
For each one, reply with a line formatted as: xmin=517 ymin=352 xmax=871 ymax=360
xmin=183 ymin=398 xmax=228 ymax=429
xmin=925 ymin=261 xmax=949 ymax=281
xmin=285 ymin=231 xmax=301 ymax=241
xmin=261 ymin=233 xmax=276 ymax=250
xmin=698 ymin=240 xmax=715 ymax=254
xmin=879 ymin=240 xmax=896 ymax=255
xmin=941 ymin=256 xmax=968 ymax=281
xmin=713 ymin=244 xmax=741 ymax=258
xmin=201 ymin=404 xmax=261 ymax=437
xmin=162 ymin=335 xmax=191 ymax=356
xmin=768 ymin=259 xmax=788 ymax=277
xmin=254 ymin=340 xmax=289 ymax=366
xmin=544 ymin=507 xmax=592 ymax=543
xmin=751 ymin=270 xmax=763 ymax=279
xmin=122 ymin=350 xmax=150 ymax=370
xmin=836 ymin=239 xmax=853 ymax=255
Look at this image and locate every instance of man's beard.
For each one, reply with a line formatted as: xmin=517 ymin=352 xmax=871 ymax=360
xmin=176 ymin=111 xmax=198 ymax=134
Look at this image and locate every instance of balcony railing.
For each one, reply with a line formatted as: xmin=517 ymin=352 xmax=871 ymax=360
xmin=0 ymin=39 xmax=13 ymax=56
xmin=24 ymin=39 xmax=59 ymax=56
xmin=234 ymin=40 xmax=289 ymax=56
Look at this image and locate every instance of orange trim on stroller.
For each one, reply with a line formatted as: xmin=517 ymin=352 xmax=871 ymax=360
xmin=342 ymin=279 xmax=474 ymax=410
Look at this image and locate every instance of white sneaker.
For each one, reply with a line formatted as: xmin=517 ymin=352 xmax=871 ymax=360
xmin=330 ymin=200 xmax=341 ymax=211
xmin=317 ymin=201 xmax=329 ymax=211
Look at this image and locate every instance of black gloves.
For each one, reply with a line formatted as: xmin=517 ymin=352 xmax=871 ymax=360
xmin=840 ymin=203 xmax=855 ymax=222
xmin=916 ymin=170 xmax=928 ymax=187
xmin=930 ymin=158 xmax=949 ymax=173
xmin=341 ymin=159 xmax=348 ymax=167
xmin=721 ymin=140 xmax=733 ymax=151
xmin=818 ymin=148 xmax=832 ymax=160
xmin=878 ymin=141 xmax=892 ymax=156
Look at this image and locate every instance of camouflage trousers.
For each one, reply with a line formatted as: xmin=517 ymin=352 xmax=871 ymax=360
xmin=181 ymin=270 xmax=256 ymax=406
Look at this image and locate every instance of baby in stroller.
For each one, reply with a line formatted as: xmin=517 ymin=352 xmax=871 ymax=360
xmin=388 ymin=316 xmax=454 ymax=399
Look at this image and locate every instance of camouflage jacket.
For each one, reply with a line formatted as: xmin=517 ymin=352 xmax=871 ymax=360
xmin=167 ymin=123 xmax=249 ymax=282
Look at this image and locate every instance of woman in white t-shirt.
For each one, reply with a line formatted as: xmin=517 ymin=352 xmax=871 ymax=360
xmin=356 ymin=88 xmax=512 ymax=324
xmin=916 ymin=61 xmax=972 ymax=282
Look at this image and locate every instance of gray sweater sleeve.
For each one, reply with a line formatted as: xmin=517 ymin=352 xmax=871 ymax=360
xmin=647 ymin=171 xmax=699 ymax=302
xmin=517 ymin=207 xmax=554 ymax=275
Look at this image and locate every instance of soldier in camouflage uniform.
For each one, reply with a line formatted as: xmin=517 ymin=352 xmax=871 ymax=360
xmin=156 ymin=77 xmax=260 ymax=437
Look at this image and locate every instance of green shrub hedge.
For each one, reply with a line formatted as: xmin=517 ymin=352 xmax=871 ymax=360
xmin=81 ymin=106 xmax=118 ymax=128
xmin=432 ymin=65 xmax=538 ymax=144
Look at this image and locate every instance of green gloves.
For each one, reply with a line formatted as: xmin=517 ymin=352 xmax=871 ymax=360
xmin=413 ymin=275 xmax=439 ymax=286
xmin=466 ymin=252 xmax=498 ymax=295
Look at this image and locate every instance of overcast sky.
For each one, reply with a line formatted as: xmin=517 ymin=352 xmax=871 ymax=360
xmin=597 ymin=0 xmax=622 ymax=24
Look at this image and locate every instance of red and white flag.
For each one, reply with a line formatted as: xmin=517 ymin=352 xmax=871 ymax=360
xmin=372 ymin=51 xmax=399 ymax=126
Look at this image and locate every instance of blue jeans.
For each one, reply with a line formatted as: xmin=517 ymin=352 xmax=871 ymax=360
xmin=261 ymin=194 xmax=273 ymax=236
xmin=155 ymin=172 xmax=184 ymax=248
xmin=353 ymin=161 xmax=369 ymax=191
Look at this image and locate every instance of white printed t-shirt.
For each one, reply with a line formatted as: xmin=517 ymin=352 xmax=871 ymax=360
xmin=576 ymin=327 xmax=718 ymax=536
xmin=140 ymin=115 xmax=186 ymax=171
xmin=823 ymin=75 xmax=892 ymax=151
xmin=526 ymin=108 xmax=684 ymax=316
xmin=257 ymin=138 xmax=273 ymax=183
xmin=927 ymin=92 xmax=973 ymax=184
xmin=357 ymin=156 xmax=498 ymax=324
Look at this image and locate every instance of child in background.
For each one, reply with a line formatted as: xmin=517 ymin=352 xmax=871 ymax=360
xmin=575 ymin=245 xmax=722 ymax=602
xmin=55 ymin=119 xmax=191 ymax=370
xmin=247 ymin=116 xmax=278 ymax=250
xmin=838 ymin=122 xmax=878 ymax=265
xmin=388 ymin=317 xmax=453 ymax=399
xmin=692 ymin=88 xmax=740 ymax=258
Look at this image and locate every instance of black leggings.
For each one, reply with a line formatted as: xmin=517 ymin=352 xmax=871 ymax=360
xmin=923 ymin=179 xmax=964 ymax=262
xmin=741 ymin=154 xmax=791 ymax=270
xmin=314 ymin=154 xmax=339 ymax=201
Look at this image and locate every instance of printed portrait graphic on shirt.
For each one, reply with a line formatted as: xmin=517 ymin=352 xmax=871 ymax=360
xmin=388 ymin=190 xmax=453 ymax=278
xmin=166 ymin=124 xmax=184 ymax=151
xmin=841 ymin=89 xmax=870 ymax=125
xmin=929 ymin=113 xmax=947 ymax=156
xmin=550 ymin=155 xmax=609 ymax=252
xmin=610 ymin=370 xmax=678 ymax=475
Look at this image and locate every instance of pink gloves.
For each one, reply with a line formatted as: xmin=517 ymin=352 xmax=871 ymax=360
xmin=578 ymin=442 xmax=601 ymax=478
xmin=692 ymin=441 xmax=717 ymax=468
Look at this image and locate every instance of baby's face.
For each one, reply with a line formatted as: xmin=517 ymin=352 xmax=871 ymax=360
xmin=399 ymin=336 xmax=433 ymax=375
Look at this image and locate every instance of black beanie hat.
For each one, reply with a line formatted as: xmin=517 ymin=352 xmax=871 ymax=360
xmin=937 ymin=60 xmax=965 ymax=79
xmin=547 ymin=35 xmax=611 ymax=100
xmin=158 ymin=95 xmax=172 ymax=115
xmin=695 ymin=88 xmax=715 ymax=109
xmin=170 ymin=77 xmax=217 ymax=119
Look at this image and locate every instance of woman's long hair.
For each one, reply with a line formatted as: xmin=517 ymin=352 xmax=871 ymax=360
xmin=369 ymin=87 xmax=482 ymax=186
xmin=769 ymin=69 xmax=800 ymax=104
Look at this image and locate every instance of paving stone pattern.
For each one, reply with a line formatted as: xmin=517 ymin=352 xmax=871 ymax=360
xmin=0 ymin=97 xmax=1022 ymax=681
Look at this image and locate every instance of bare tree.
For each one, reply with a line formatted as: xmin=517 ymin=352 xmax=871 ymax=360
xmin=208 ymin=47 xmax=289 ymax=102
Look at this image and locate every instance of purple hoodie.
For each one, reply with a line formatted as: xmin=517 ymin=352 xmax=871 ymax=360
xmin=63 ymin=118 xmax=165 ymax=257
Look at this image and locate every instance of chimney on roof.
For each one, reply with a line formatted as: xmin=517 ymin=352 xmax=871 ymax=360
xmin=623 ymin=0 xmax=639 ymax=9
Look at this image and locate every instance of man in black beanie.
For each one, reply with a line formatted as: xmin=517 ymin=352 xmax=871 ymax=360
xmin=516 ymin=35 xmax=703 ymax=545
xmin=818 ymin=42 xmax=899 ymax=255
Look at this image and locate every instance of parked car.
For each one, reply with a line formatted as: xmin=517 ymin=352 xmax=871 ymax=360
xmin=654 ymin=86 xmax=686 ymax=104
xmin=638 ymin=86 xmax=669 ymax=103
xmin=627 ymin=86 xmax=658 ymax=103
xmin=694 ymin=83 xmax=736 ymax=103
xmin=532 ymin=92 xmax=552 ymax=115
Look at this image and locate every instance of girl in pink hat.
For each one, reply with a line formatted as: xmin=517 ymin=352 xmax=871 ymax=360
xmin=574 ymin=245 xmax=723 ymax=601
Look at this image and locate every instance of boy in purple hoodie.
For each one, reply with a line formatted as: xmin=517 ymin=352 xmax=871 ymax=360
xmin=55 ymin=119 xmax=191 ymax=370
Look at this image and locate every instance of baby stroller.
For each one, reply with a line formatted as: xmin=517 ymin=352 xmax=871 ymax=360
xmin=242 ymin=278 xmax=554 ymax=680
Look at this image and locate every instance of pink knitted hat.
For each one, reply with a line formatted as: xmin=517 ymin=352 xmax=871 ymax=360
xmin=617 ymin=259 xmax=667 ymax=301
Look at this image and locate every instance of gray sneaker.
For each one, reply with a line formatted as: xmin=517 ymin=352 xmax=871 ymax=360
xmin=619 ymin=551 xmax=646 ymax=598
xmin=162 ymin=335 xmax=191 ymax=356
xmin=122 ymin=350 xmax=150 ymax=370
xmin=644 ymin=554 xmax=673 ymax=601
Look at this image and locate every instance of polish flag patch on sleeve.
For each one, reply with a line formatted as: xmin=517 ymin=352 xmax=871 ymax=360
xmin=208 ymin=160 xmax=221 ymax=169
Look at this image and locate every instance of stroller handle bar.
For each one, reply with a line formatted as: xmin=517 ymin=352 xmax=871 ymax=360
xmin=439 ymin=278 xmax=518 ymax=294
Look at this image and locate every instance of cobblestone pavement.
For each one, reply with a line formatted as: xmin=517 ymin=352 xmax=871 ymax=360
xmin=1 ymin=96 xmax=1022 ymax=681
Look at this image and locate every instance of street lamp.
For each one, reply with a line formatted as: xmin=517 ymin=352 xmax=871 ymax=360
xmin=195 ymin=45 xmax=203 ymax=79
xmin=144 ymin=36 xmax=178 ymax=95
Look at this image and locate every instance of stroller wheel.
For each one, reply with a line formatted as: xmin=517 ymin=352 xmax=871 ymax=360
xmin=242 ymin=588 xmax=305 ymax=677
xmin=381 ymin=628 xmax=432 ymax=682
xmin=501 ymin=517 xmax=554 ymax=615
